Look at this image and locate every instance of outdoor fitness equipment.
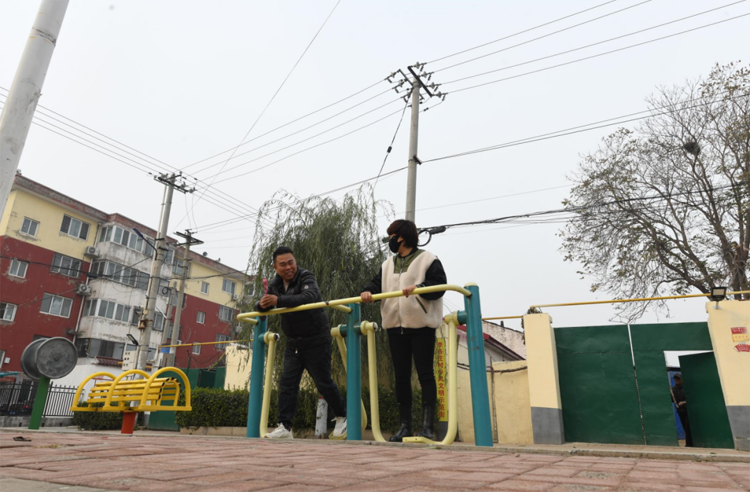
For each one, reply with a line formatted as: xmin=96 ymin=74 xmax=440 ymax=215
xmin=70 ymin=367 xmax=192 ymax=434
xmin=238 ymin=283 xmax=494 ymax=447
xmin=20 ymin=337 xmax=77 ymax=430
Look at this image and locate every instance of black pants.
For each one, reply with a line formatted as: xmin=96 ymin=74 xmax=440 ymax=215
xmin=278 ymin=339 xmax=346 ymax=430
xmin=678 ymin=409 xmax=693 ymax=447
xmin=387 ymin=327 xmax=436 ymax=408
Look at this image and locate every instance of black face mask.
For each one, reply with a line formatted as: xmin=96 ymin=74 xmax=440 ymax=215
xmin=388 ymin=236 xmax=401 ymax=253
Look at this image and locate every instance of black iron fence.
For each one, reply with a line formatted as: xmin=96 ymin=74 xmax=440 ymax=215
xmin=0 ymin=381 xmax=77 ymax=417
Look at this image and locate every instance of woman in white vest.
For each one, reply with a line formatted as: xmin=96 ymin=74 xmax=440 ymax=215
xmin=361 ymin=219 xmax=447 ymax=442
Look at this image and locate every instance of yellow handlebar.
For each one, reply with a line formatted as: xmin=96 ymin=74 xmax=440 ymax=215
xmin=237 ymin=284 xmax=472 ymax=322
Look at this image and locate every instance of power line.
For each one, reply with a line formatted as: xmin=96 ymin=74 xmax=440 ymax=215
xmin=446 ymin=12 xmax=750 ymax=94
xmin=194 ymin=97 xmax=403 ymax=185
xmin=189 ymin=87 xmax=397 ymax=175
xmin=441 ymin=2 xmax=745 ymax=84
xmin=374 ymin=99 xmax=410 ymax=189
xmin=425 ymin=0 xmax=617 ymax=65
xmin=423 ymin=90 xmax=747 ymax=164
xmin=419 ymin=184 xmax=741 ymax=232
xmin=433 ymin=0 xmax=654 ymax=73
xmin=189 ymin=0 xmax=343 ymax=216
xmin=0 ymin=96 xmax=276 ymax=232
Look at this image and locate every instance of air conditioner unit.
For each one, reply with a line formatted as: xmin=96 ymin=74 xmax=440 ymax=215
xmin=84 ymin=246 xmax=99 ymax=257
xmin=75 ymin=284 xmax=92 ymax=296
xmin=232 ymin=294 xmax=239 ymax=301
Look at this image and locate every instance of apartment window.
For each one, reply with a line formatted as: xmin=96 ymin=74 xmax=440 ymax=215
xmin=215 ymin=334 xmax=231 ymax=350
xmin=91 ymin=260 xmax=148 ymax=290
xmin=201 ymin=281 xmax=209 ymax=295
xmin=222 ymin=279 xmax=236 ymax=295
xmin=75 ymin=338 xmax=125 ymax=359
xmin=163 ymin=248 xmax=174 ymax=265
xmin=21 ymin=217 xmax=39 ymax=237
xmin=86 ymin=299 xmax=130 ymax=322
xmin=192 ymin=344 xmax=201 ymax=355
xmin=8 ymin=259 xmax=29 ymax=278
xmin=40 ymin=293 xmax=73 ymax=318
xmin=218 ymin=305 xmax=233 ymax=322
xmin=196 ymin=311 xmax=205 ymax=324
xmin=60 ymin=215 xmax=89 ymax=240
xmin=173 ymin=258 xmax=189 ymax=276
xmin=153 ymin=312 xmax=164 ymax=331
xmin=51 ymin=253 xmax=81 ymax=278
xmin=131 ymin=307 xmax=143 ymax=326
xmin=0 ymin=302 xmax=17 ymax=322
xmin=100 ymin=225 xmax=150 ymax=254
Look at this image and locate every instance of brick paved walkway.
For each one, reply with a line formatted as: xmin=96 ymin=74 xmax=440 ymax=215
xmin=0 ymin=431 xmax=748 ymax=491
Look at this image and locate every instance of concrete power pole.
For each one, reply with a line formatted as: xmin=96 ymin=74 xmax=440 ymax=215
xmin=169 ymin=230 xmax=203 ymax=363
xmin=0 ymin=0 xmax=70 ymax=219
xmin=404 ymin=77 xmax=420 ymax=222
xmin=136 ymin=173 xmax=194 ymax=371
xmin=402 ymin=64 xmax=444 ymax=223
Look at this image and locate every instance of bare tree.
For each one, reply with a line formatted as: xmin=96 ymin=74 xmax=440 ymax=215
xmin=561 ymin=62 xmax=749 ymax=318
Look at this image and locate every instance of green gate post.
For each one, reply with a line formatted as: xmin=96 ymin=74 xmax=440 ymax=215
xmin=345 ymin=303 xmax=361 ymax=441
xmin=28 ymin=376 xmax=50 ymax=430
xmin=462 ymin=283 xmax=493 ymax=447
xmin=246 ymin=317 xmax=268 ymax=438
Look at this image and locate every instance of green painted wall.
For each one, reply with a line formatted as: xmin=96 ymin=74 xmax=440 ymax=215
xmin=555 ymin=325 xmax=644 ymax=445
xmin=629 ymin=322 xmax=712 ymax=446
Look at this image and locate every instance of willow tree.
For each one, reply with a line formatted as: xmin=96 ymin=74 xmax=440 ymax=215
xmin=561 ymin=62 xmax=750 ymax=318
xmin=238 ymin=186 xmax=391 ymax=387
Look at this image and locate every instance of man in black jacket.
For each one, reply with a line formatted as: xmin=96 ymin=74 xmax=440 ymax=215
xmin=256 ymin=246 xmax=346 ymax=439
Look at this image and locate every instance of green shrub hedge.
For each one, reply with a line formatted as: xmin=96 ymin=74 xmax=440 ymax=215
xmin=73 ymin=401 xmax=147 ymax=430
xmin=175 ymin=385 xmax=438 ymax=432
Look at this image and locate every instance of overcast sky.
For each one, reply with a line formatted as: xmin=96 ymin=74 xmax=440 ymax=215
xmin=2 ymin=0 xmax=748 ymax=339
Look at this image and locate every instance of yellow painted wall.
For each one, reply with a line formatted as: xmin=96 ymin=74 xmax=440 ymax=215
xmin=184 ymin=260 xmax=241 ymax=306
xmin=706 ymin=301 xmax=750 ymax=407
xmin=0 ymin=190 xmax=17 ymax=236
xmin=224 ymin=345 xmax=252 ymax=390
xmin=2 ymin=189 xmax=97 ymax=259
xmin=524 ymin=313 xmax=562 ymax=410
xmin=492 ymin=360 xmax=534 ymax=445
xmin=455 ymin=360 xmax=534 ymax=445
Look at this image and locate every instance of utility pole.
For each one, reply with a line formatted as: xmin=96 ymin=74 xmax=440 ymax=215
xmin=136 ymin=173 xmax=194 ymax=371
xmin=398 ymin=64 xmax=445 ymax=223
xmin=170 ymin=230 xmax=203 ymax=363
xmin=0 ymin=0 xmax=69 ymax=219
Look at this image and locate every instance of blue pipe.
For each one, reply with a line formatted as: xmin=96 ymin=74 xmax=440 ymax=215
xmin=463 ymin=284 xmax=493 ymax=446
xmin=345 ymin=303 xmax=361 ymax=440
xmin=246 ymin=317 xmax=268 ymax=438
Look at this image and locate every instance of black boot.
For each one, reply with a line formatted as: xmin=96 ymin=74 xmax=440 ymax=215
xmin=389 ymin=405 xmax=412 ymax=442
xmin=417 ymin=404 xmax=435 ymax=440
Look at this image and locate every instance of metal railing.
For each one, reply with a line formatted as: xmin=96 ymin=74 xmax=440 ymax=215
xmin=237 ymin=283 xmax=495 ymax=447
xmin=0 ymin=381 xmax=77 ymax=417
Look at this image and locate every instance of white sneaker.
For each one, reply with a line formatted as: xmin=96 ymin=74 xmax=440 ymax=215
xmin=264 ymin=424 xmax=293 ymax=439
xmin=330 ymin=416 xmax=347 ymax=439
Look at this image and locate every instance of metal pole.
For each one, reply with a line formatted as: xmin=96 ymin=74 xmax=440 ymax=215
xmin=246 ymin=317 xmax=268 ymax=437
xmin=137 ymin=176 xmax=175 ymax=371
xmin=0 ymin=0 xmax=70 ymax=219
xmin=170 ymin=241 xmax=191 ymax=356
xmin=28 ymin=376 xmax=50 ymax=430
xmin=405 ymin=79 xmax=420 ymax=222
xmin=345 ymin=303 xmax=362 ymax=441
xmin=461 ymin=283 xmax=493 ymax=446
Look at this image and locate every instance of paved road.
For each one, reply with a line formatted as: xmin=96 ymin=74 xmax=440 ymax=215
xmin=0 ymin=432 xmax=748 ymax=491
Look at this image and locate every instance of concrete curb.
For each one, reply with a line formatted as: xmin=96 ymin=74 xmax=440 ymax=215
xmin=3 ymin=427 xmax=748 ymax=463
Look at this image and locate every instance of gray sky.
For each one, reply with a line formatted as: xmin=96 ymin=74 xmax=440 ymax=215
xmin=2 ymin=0 xmax=748 ymax=333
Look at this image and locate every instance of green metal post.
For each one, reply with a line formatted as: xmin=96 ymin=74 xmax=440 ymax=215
xmin=463 ymin=284 xmax=493 ymax=446
xmin=345 ymin=303 xmax=361 ymax=440
xmin=28 ymin=376 xmax=50 ymax=430
xmin=246 ymin=317 xmax=267 ymax=438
